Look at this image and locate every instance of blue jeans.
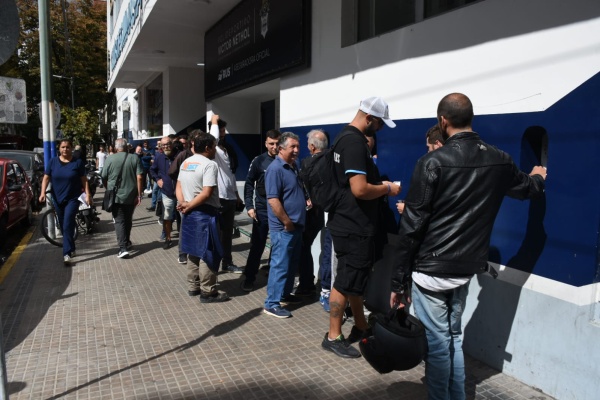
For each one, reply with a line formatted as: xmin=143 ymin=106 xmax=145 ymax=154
xmin=318 ymin=227 xmax=332 ymax=290
xmin=412 ymin=281 xmax=469 ymax=400
xmin=244 ymin=209 xmax=269 ymax=283
xmin=151 ymin=181 xmax=160 ymax=208
xmin=264 ymin=229 xmax=302 ymax=309
xmin=54 ymin=197 xmax=79 ymax=256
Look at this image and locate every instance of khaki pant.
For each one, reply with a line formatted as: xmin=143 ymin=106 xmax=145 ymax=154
xmin=187 ymin=255 xmax=218 ymax=295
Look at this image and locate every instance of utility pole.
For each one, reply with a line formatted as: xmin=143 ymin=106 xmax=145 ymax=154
xmin=40 ymin=0 xmax=57 ymax=165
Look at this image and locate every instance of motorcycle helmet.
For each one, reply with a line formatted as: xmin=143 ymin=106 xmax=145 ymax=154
xmin=359 ymin=307 xmax=428 ymax=373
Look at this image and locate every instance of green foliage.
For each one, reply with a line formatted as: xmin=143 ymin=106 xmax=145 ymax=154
xmin=0 ymin=0 xmax=107 ymax=145
xmin=61 ymin=106 xmax=97 ymax=145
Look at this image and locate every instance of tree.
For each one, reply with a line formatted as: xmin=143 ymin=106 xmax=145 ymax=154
xmin=61 ymin=106 xmax=97 ymax=145
xmin=0 ymin=0 xmax=108 ymax=146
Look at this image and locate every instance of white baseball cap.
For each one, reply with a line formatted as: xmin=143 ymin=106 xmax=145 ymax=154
xmin=359 ymin=97 xmax=396 ymax=128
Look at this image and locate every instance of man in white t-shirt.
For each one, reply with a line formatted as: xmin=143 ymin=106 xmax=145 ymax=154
xmin=96 ymin=145 xmax=107 ymax=173
xmin=209 ymin=114 xmax=244 ymax=273
xmin=176 ymin=132 xmax=229 ymax=304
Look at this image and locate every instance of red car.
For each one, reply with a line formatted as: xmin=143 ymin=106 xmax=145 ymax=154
xmin=0 ymin=157 xmax=34 ymax=242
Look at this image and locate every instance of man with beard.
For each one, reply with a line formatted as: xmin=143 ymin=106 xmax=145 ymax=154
xmin=150 ymin=136 xmax=179 ymax=249
xmin=322 ymin=97 xmax=401 ymax=358
xmin=390 ymin=93 xmax=546 ymax=399
xmin=240 ymin=129 xmax=281 ymax=292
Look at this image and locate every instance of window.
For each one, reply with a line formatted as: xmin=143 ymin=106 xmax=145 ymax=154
xmin=342 ymin=0 xmax=482 ymax=46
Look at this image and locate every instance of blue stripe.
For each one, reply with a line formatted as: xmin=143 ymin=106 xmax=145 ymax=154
xmin=345 ymin=169 xmax=366 ymax=175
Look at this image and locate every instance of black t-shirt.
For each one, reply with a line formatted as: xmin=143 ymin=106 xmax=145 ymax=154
xmin=327 ymin=125 xmax=380 ymax=236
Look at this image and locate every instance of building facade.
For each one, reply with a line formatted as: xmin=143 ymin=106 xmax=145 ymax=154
xmin=107 ymin=1 xmax=600 ymax=398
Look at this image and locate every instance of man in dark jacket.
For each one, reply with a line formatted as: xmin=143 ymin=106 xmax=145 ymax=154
xmin=240 ymin=129 xmax=281 ymax=292
xmin=150 ymin=136 xmax=179 ymax=250
xmin=390 ymin=93 xmax=547 ymax=400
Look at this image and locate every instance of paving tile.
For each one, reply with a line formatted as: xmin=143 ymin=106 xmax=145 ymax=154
xmin=0 ymin=196 xmax=556 ymax=399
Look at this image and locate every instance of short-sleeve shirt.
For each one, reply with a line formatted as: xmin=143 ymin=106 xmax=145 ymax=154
xmin=177 ymin=154 xmax=221 ymax=209
xmin=101 ymin=152 xmax=144 ymax=204
xmin=45 ymin=157 xmax=85 ymax=204
xmin=328 ymin=125 xmax=380 ymax=236
xmin=265 ymin=156 xmax=306 ymax=231
xmin=96 ymin=151 xmax=107 ymax=168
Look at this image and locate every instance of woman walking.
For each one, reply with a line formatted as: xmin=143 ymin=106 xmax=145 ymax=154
xmin=39 ymin=139 xmax=92 ymax=265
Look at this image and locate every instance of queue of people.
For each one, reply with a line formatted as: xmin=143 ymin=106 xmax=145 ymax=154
xmin=43 ymin=93 xmax=548 ymax=400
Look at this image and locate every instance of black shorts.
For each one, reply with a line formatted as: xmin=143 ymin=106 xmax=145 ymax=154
xmin=331 ymin=233 xmax=374 ymax=296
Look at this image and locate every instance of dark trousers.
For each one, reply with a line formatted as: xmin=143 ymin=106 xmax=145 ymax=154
xmin=244 ymin=210 xmax=270 ymax=283
xmin=298 ymin=210 xmax=324 ymax=290
xmin=112 ymin=203 xmax=135 ymax=251
xmin=219 ymin=199 xmax=237 ymax=267
xmin=319 ymin=227 xmax=333 ymax=290
xmin=54 ymin=197 xmax=79 ymax=256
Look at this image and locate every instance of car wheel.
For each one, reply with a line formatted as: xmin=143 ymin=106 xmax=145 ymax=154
xmin=0 ymin=214 xmax=7 ymax=244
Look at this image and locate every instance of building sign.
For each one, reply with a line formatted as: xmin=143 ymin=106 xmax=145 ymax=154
xmin=110 ymin=0 xmax=142 ymax=72
xmin=205 ymin=0 xmax=311 ymax=100
xmin=0 ymin=76 xmax=27 ymax=124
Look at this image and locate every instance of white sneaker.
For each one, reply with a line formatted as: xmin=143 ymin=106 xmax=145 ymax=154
xmin=144 ymin=189 xmax=152 ymax=194
xmin=117 ymin=250 xmax=129 ymax=259
xmin=63 ymin=255 xmax=72 ymax=265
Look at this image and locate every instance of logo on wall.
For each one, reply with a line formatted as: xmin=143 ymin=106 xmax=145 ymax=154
xmin=259 ymin=0 xmax=269 ymax=38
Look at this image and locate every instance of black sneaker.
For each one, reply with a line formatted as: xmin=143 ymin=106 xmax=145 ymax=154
xmin=240 ymin=280 xmax=254 ymax=292
xmin=200 ymin=292 xmax=229 ymax=303
xmin=223 ymin=264 xmax=244 ymax=274
xmin=347 ymin=325 xmax=373 ymax=344
xmin=117 ymin=250 xmax=129 ymax=259
xmin=188 ymin=289 xmax=201 ymax=297
xmin=280 ymin=294 xmax=303 ymax=305
xmin=321 ymin=333 xmax=361 ymax=358
xmin=178 ymin=254 xmax=187 ymax=264
xmin=294 ymin=286 xmax=316 ymax=297
xmin=163 ymin=239 xmax=173 ymax=250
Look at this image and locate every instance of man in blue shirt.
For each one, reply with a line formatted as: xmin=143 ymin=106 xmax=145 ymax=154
xmin=263 ymin=132 xmax=307 ymax=318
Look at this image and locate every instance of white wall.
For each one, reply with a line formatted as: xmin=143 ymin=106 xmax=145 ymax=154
xmin=280 ymin=0 xmax=600 ymax=127
xmin=163 ymin=67 xmax=205 ymax=136
xmin=207 ymin=97 xmax=261 ymax=134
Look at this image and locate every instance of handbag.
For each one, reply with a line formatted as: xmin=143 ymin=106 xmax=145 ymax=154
xmin=102 ymin=152 xmax=129 ymax=212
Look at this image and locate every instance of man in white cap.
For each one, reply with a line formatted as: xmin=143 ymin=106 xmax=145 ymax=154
xmin=321 ymin=97 xmax=401 ymax=358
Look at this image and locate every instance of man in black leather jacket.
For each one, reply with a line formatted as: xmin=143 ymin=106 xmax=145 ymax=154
xmin=390 ymin=93 xmax=547 ymax=400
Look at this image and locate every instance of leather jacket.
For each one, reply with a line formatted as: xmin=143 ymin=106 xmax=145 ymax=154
xmin=391 ymin=132 xmax=545 ymax=292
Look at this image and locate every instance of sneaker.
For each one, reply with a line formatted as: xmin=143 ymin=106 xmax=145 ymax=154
xmin=146 ymin=206 xmax=156 ymax=211
xmin=294 ymin=286 xmax=316 ymax=297
xmin=240 ymin=280 xmax=254 ymax=292
xmin=159 ymin=231 xmax=166 ymax=241
xmin=117 ymin=250 xmax=129 ymax=259
xmin=144 ymin=189 xmax=152 ymax=194
xmin=321 ymin=333 xmax=361 ymax=358
xmin=157 ymin=219 xmax=163 ymax=226
xmin=178 ymin=254 xmax=187 ymax=264
xmin=69 ymin=251 xmax=76 ymax=258
xmin=126 ymin=240 xmax=133 ymax=250
xmin=188 ymin=289 xmax=201 ymax=297
xmin=280 ymin=294 xmax=303 ymax=305
xmin=199 ymin=291 xmax=229 ymax=303
xmin=263 ymin=306 xmax=292 ymax=318
xmin=223 ymin=264 xmax=244 ymax=274
xmin=163 ymin=239 xmax=173 ymax=250
xmin=63 ymin=255 xmax=72 ymax=266
xmin=320 ymin=292 xmax=331 ymax=313
xmin=347 ymin=325 xmax=372 ymax=344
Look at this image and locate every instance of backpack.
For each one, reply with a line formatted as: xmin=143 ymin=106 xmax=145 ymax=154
xmin=301 ymin=132 xmax=351 ymax=212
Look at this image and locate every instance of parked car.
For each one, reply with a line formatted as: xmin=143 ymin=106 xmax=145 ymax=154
xmin=0 ymin=158 xmax=34 ymax=243
xmin=0 ymin=150 xmax=45 ymax=210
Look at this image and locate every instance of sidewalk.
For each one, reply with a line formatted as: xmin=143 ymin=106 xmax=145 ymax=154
xmin=0 ymin=195 xmax=555 ymax=399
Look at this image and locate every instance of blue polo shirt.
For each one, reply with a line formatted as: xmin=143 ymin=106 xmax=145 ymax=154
xmin=45 ymin=157 xmax=85 ymax=204
xmin=265 ymin=156 xmax=306 ymax=231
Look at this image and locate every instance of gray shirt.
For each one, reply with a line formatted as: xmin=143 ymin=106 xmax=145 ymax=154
xmin=177 ymin=154 xmax=221 ymax=209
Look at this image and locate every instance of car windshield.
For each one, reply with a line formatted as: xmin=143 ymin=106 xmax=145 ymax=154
xmin=0 ymin=153 xmax=32 ymax=170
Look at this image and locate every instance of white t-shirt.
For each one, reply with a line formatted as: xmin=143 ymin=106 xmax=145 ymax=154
xmin=177 ymin=154 xmax=221 ymax=209
xmin=210 ymin=124 xmax=237 ymax=200
xmin=412 ymin=271 xmax=471 ymax=292
xmin=96 ymin=151 xmax=107 ymax=168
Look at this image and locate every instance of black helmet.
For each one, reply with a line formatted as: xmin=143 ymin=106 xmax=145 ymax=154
xmin=359 ymin=307 xmax=428 ymax=373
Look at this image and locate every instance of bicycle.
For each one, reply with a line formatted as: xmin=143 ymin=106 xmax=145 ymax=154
xmin=39 ymin=192 xmax=79 ymax=247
